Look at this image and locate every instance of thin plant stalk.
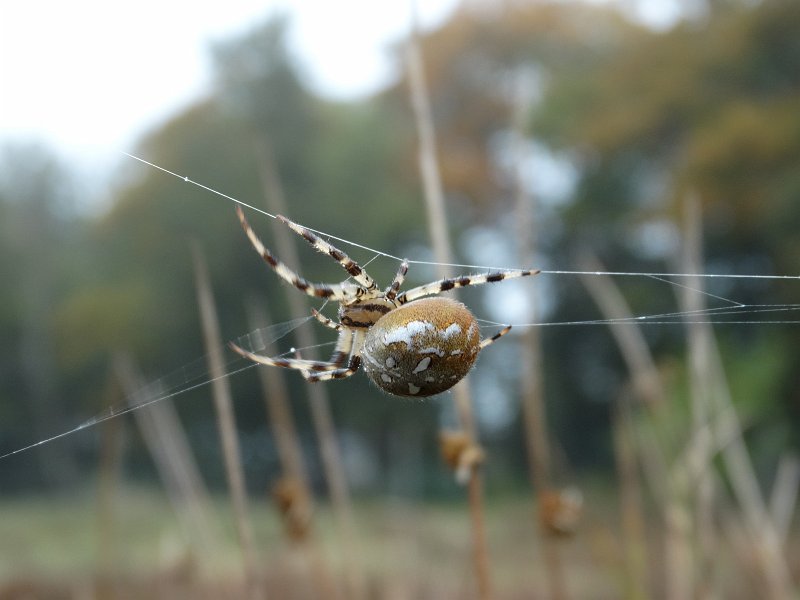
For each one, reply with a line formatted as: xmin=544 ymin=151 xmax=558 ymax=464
xmin=578 ymin=253 xmax=665 ymax=408
xmin=246 ymin=299 xmax=310 ymax=488
xmin=611 ymin=391 xmax=651 ymax=600
xmin=579 ymin=253 xmax=693 ymax=600
xmin=679 ymin=196 xmax=719 ymax=600
xmin=769 ymin=453 xmax=800 ymax=546
xmin=246 ymin=298 xmax=341 ymax=600
xmin=405 ymin=13 xmax=492 ymax=600
xmin=94 ymin=367 xmax=125 ymax=592
xmin=511 ymin=71 xmax=569 ymax=600
xmin=192 ymin=244 xmax=262 ymax=600
xmin=253 ymin=138 xmax=366 ymax=600
xmin=677 ymin=199 xmax=794 ymax=599
xmin=115 ymin=352 xmax=223 ymax=569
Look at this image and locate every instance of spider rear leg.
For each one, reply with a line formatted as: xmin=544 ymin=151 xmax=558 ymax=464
xmin=300 ymin=329 xmax=365 ymax=382
xmin=276 ymin=214 xmax=380 ymax=295
xmin=396 ymin=268 xmax=540 ymax=304
xmin=303 ymin=355 xmax=362 ymax=382
xmin=479 ymin=325 xmax=512 ymax=349
xmin=229 ymin=341 xmax=342 ymax=372
xmin=236 ymin=206 xmax=355 ymax=301
xmin=231 ymin=326 xmax=361 ymax=382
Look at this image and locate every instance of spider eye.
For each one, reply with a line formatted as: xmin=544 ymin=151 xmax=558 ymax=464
xmin=361 ymin=297 xmax=481 ymax=397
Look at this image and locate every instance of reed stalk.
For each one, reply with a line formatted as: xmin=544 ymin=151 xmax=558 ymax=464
xmin=253 ymin=138 xmax=366 ymax=600
xmin=611 ymin=390 xmax=651 ymax=600
xmin=192 ymin=245 xmax=262 ymax=600
xmin=405 ymin=14 xmax=493 ymax=600
xmin=770 ymin=453 xmax=800 ymax=546
xmin=679 ymin=196 xmax=719 ymax=599
xmin=114 ymin=353 xmax=222 ymax=569
xmin=579 ymin=252 xmax=693 ymax=600
xmin=246 ymin=299 xmax=341 ymax=600
xmin=510 ymin=72 xmax=570 ymax=600
xmin=94 ymin=367 xmax=125 ymax=597
xmin=677 ymin=198 xmax=794 ymax=599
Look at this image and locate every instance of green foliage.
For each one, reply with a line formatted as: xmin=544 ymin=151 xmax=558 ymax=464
xmin=534 ymin=0 xmax=800 ymax=258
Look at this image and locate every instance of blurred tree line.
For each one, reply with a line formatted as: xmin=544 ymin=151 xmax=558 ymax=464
xmin=1 ymin=0 xmax=798 ymax=494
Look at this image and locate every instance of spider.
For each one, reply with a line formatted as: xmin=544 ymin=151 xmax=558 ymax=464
xmin=229 ymin=206 xmax=539 ymax=397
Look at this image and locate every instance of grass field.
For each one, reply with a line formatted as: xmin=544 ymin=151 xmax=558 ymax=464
xmin=0 ymin=485 xmax=630 ymax=599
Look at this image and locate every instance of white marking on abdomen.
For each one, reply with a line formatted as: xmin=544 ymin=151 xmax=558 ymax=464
xmin=412 ymin=357 xmax=432 ymax=373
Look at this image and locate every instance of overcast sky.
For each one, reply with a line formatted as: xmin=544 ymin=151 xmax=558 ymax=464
xmin=0 ymin=0 xmax=459 ymax=196
xmin=0 ymin=0 xmax=683 ymax=205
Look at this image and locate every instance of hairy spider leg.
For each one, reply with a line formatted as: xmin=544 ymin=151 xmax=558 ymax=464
xmin=228 ymin=340 xmax=345 ymax=372
xmin=304 ymin=330 xmax=366 ymax=382
xmin=396 ymin=268 xmax=540 ymax=304
xmin=276 ymin=214 xmax=380 ymax=295
xmin=479 ymin=325 xmax=512 ymax=349
xmin=236 ymin=206 xmax=356 ymax=301
xmin=230 ymin=319 xmax=362 ymax=381
xmin=311 ymin=308 xmax=341 ymax=330
xmin=320 ymin=326 xmax=356 ymax=369
xmin=384 ymin=260 xmax=409 ymax=301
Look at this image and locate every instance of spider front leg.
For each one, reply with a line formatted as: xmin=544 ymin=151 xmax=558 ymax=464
xmin=396 ymin=268 xmax=540 ymax=304
xmin=276 ymin=214 xmax=380 ymax=295
xmin=236 ymin=206 xmax=358 ymax=301
xmin=384 ymin=260 xmax=409 ymax=301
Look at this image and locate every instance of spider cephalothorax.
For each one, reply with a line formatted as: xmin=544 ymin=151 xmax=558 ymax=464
xmin=229 ymin=206 xmax=538 ymax=397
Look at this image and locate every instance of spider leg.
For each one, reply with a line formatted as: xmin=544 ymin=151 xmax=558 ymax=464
xmin=236 ymin=206 xmax=358 ymax=301
xmin=396 ymin=268 xmax=540 ymax=304
xmin=275 ymin=214 xmax=380 ymax=295
xmin=303 ymin=356 xmax=362 ymax=381
xmin=479 ymin=325 xmax=512 ymax=350
xmin=296 ymin=327 xmax=353 ymax=380
xmin=384 ymin=260 xmax=409 ymax=301
xmin=229 ymin=341 xmax=342 ymax=372
xmin=231 ymin=326 xmax=362 ymax=383
xmin=311 ymin=308 xmax=341 ymax=330
xmin=304 ymin=330 xmax=366 ymax=382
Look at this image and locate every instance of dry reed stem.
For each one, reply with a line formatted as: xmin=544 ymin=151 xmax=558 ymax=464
xmin=770 ymin=453 xmax=800 ymax=546
xmin=578 ymin=252 xmax=694 ymax=600
xmin=95 ymin=368 xmax=125 ymax=587
xmin=246 ymin=299 xmax=341 ymax=600
xmin=511 ymin=73 xmax=568 ymax=600
xmin=579 ymin=253 xmax=665 ymax=408
xmin=611 ymin=393 xmax=651 ymax=600
xmin=192 ymin=245 xmax=262 ymax=600
xmin=676 ymin=199 xmax=794 ymax=599
xmin=246 ymin=299 xmax=310 ymax=489
xmin=253 ymin=138 xmax=365 ymax=600
xmin=679 ymin=196 xmax=718 ymax=600
xmin=405 ymin=13 xmax=493 ymax=600
xmin=115 ymin=353 xmax=223 ymax=569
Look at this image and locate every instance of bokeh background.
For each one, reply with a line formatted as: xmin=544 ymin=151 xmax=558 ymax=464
xmin=1 ymin=1 xmax=799 ymax=598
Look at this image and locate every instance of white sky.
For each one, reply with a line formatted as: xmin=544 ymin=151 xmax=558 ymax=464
xmin=0 ymin=0 xmax=459 ymax=197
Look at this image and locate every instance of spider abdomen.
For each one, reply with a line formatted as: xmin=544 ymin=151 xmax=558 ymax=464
xmin=361 ymin=297 xmax=481 ymax=397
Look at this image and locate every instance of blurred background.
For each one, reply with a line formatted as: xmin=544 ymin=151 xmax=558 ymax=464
xmin=1 ymin=0 xmax=799 ymax=598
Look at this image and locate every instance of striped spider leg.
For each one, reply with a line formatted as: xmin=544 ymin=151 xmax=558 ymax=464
xmin=229 ymin=206 xmax=540 ymax=396
xmin=229 ymin=206 xmax=380 ymax=381
xmin=394 ymin=268 xmax=539 ymax=305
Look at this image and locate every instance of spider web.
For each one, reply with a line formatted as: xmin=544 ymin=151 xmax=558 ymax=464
xmin=1 ymin=155 xmax=799 ymax=461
